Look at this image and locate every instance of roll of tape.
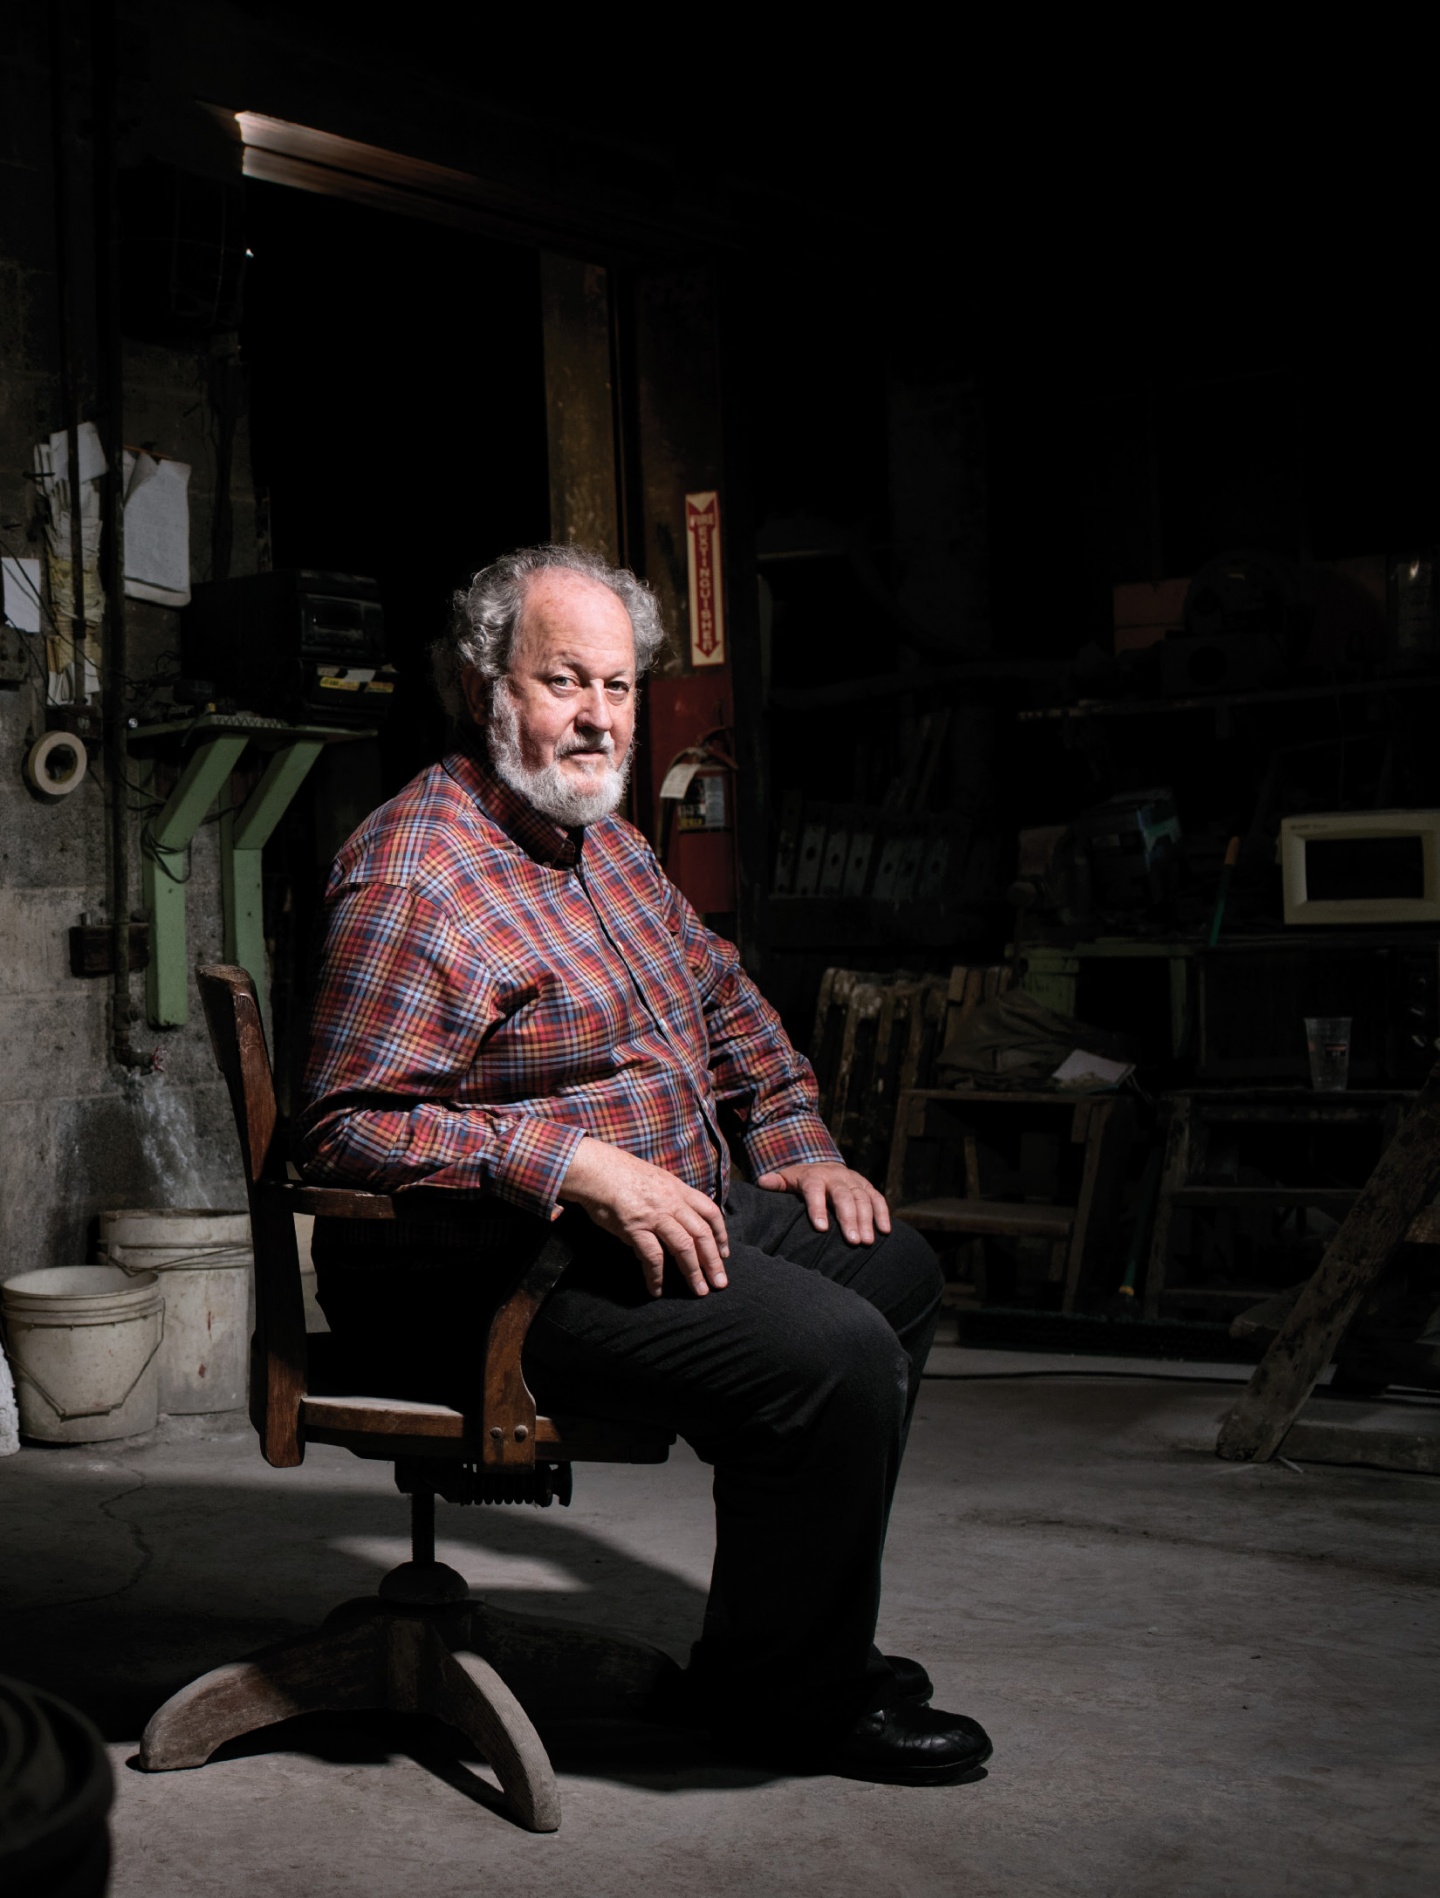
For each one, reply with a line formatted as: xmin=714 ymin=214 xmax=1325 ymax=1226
xmin=24 ymin=729 xmax=89 ymax=799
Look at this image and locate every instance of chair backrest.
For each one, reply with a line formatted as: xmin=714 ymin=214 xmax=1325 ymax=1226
xmin=198 ymin=963 xmax=308 ymax=1465
xmin=198 ymin=963 xmax=285 ymax=1190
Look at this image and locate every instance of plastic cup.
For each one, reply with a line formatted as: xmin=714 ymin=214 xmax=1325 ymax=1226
xmin=1305 ymin=1016 xmax=1352 ymax=1092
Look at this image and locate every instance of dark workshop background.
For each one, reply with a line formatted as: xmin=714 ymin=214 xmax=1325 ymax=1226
xmin=1 ymin=5 xmax=1431 ymax=1318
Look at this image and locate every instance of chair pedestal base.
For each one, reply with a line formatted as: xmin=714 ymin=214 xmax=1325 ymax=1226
xmin=138 ymin=1569 xmax=685 ymax=1834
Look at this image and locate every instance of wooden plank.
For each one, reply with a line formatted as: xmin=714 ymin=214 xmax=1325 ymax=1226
xmin=899 ymin=1087 xmax=1091 ymax=1108
xmin=810 ymin=967 xmax=861 ymax=1126
xmin=1171 ymin=1187 xmax=1360 ymax=1210
xmin=1217 ymin=1052 xmax=1440 ymax=1463
xmin=1142 ymin=1096 xmax=1193 ymax=1321
xmin=896 ymin=977 xmax=945 ymax=1101
xmin=895 ymin=1196 xmax=1074 ymax=1239
xmin=301 ymin=1394 xmax=467 ymax=1439
xmin=830 ymin=980 xmax=884 ymax=1151
xmin=857 ymin=980 xmax=911 ymax=1183
xmin=267 ymin=1182 xmax=396 ymax=1221
xmin=1188 ymin=1100 xmax=1410 ymax=1124
xmin=883 ymin=1088 xmax=923 ymax=1205
xmin=1163 ymin=1285 xmax=1286 ymax=1307
xmin=809 ymin=968 xmax=841 ymax=1124
xmin=1281 ymin=1398 xmax=1440 ymax=1475
xmin=942 ymin=964 xmax=970 ymax=1050
xmin=1062 ymin=1096 xmax=1132 ymax=1314
xmin=962 ymin=1125 xmax=981 ymax=1198
xmin=540 ymin=254 xmax=619 ymax=563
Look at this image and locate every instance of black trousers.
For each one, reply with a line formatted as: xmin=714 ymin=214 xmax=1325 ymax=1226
xmin=315 ymin=1180 xmax=942 ymax=1730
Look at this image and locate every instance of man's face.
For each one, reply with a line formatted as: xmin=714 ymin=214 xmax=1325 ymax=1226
xmin=464 ymin=570 xmax=638 ymax=827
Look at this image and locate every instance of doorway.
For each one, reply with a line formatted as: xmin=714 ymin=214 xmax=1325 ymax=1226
xmin=240 ymin=179 xmax=551 ymax=1103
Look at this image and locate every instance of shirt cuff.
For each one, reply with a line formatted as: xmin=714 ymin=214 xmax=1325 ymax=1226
xmin=744 ymin=1113 xmax=845 ymax=1179
xmin=489 ymin=1115 xmax=589 ymax=1221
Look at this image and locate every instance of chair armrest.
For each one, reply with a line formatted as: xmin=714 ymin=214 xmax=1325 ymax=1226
xmin=252 ymin=1178 xmax=569 ymax=1471
xmin=265 ymin=1181 xmax=397 ymax=1221
xmin=479 ymin=1234 xmax=572 ymax=1469
xmin=247 ymin=1180 xmax=394 ymax=1466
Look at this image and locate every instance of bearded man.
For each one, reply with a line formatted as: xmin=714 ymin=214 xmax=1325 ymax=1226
xmin=296 ymin=544 xmax=992 ymax=1785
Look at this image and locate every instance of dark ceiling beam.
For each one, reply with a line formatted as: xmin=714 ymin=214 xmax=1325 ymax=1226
xmin=214 ymin=107 xmax=746 ymax=264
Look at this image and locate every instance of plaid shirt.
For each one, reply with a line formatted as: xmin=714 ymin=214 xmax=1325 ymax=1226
xmin=295 ymin=742 xmax=841 ymax=1218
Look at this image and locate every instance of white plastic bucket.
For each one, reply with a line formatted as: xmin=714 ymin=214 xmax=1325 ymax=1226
xmin=1 ymin=1266 xmax=164 ymax=1444
xmin=98 ymin=1209 xmax=251 ymax=1415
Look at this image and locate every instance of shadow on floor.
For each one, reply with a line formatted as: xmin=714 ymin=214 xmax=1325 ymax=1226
xmin=139 ymin=1706 xmax=791 ymax=1808
xmin=0 ymin=1467 xmax=785 ymax=1803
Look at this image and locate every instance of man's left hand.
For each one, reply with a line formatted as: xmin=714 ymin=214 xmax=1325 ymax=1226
xmin=754 ymin=1162 xmax=892 ymax=1246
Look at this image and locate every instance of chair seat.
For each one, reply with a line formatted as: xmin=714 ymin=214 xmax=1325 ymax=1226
xmin=299 ymin=1392 xmax=673 ymax=1464
xmin=894 ymin=1196 xmax=1075 ymax=1239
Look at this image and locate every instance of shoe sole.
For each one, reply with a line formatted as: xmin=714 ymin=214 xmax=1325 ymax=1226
xmin=828 ymin=1747 xmax=991 ymax=1787
xmin=709 ymin=1723 xmax=992 ymax=1786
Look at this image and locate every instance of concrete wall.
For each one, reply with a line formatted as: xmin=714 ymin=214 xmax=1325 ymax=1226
xmin=0 ymin=18 xmax=253 ymax=1280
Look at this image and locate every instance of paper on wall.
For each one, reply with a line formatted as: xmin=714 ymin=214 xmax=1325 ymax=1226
xmin=41 ymin=419 xmax=107 ymax=486
xmin=32 ymin=422 xmax=105 ymax=701
xmin=1 ymin=557 xmax=42 ymax=633
xmin=122 ymin=450 xmax=192 ymax=606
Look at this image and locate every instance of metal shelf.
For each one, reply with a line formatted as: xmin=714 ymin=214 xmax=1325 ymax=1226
xmin=1019 ymin=673 xmax=1440 ymax=722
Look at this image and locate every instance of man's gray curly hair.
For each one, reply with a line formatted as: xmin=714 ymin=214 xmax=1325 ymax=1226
xmin=434 ymin=544 xmax=667 ymax=720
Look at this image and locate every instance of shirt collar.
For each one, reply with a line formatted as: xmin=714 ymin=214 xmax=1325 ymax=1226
xmin=444 ymin=737 xmax=583 ymax=869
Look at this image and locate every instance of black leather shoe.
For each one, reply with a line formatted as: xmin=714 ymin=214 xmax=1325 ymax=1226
xmin=886 ymin=1654 xmax=933 ymax=1704
xmin=822 ymin=1703 xmax=993 ymax=1786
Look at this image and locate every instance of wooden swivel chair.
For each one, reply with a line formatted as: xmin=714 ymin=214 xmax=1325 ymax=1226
xmin=138 ymin=966 xmax=679 ymax=1833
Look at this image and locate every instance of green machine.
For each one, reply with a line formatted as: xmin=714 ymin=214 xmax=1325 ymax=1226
xmin=131 ymin=714 xmax=372 ymax=1027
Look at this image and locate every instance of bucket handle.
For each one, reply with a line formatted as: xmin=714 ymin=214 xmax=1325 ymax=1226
xmin=101 ymin=1245 xmax=252 ymax=1272
xmin=8 ymin=1309 xmax=165 ymax=1422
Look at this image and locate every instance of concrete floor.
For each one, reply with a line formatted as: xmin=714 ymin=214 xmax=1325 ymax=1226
xmin=3 ymin=1351 xmax=1438 ymax=1898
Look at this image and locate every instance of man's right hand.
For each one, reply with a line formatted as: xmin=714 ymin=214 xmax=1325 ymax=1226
xmin=558 ymin=1136 xmax=730 ymax=1298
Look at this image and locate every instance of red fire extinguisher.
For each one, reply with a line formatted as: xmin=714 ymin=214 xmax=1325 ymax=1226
xmin=658 ymin=727 xmax=738 ymax=916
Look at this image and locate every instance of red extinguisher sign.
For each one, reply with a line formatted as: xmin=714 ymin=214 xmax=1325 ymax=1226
xmin=685 ymin=491 xmax=725 ymax=668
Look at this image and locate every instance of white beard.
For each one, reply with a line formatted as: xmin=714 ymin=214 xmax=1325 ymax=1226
xmin=487 ymin=684 xmax=632 ymax=828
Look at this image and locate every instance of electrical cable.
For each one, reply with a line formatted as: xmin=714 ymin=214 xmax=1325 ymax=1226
xmin=923 ymin=1367 xmax=1250 ymax=1385
xmin=921 ymin=1364 xmax=1440 ymax=1409
xmin=138 ymin=824 xmax=191 ymax=884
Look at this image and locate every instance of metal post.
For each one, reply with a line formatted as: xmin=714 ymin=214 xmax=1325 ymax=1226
xmin=411 ymin=1487 xmax=436 ymax=1568
xmin=220 ymin=739 xmax=324 ymax=1012
xmin=141 ymin=734 xmax=248 ymax=1026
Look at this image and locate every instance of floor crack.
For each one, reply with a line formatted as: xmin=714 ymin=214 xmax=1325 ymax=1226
xmin=98 ymin=1469 xmax=155 ymax=1603
xmin=9 ymin=1468 xmax=153 ymax=1618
